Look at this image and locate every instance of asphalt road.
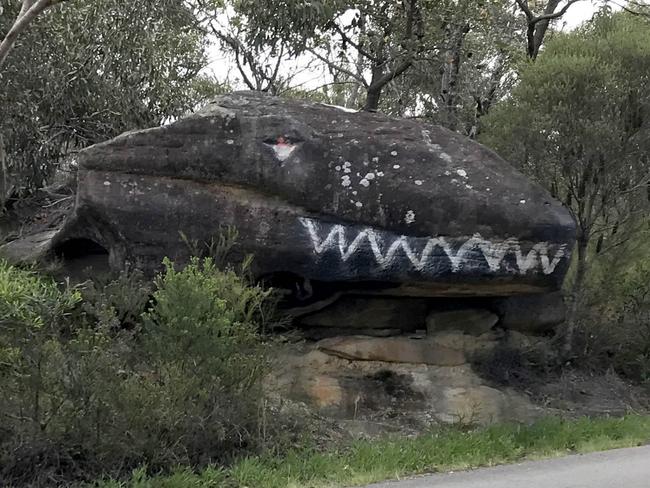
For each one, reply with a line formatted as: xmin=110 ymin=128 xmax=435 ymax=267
xmin=364 ymin=445 xmax=650 ymax=488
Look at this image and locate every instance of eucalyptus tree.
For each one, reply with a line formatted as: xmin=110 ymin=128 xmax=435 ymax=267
xmin=481 ymin=12 xmax=650 ymax=351
xmin=0 ymin=0 xmax=70 ymax=69
xmin=514 ymin=0 xmax=582 ymax=59
xmin=0 ymin=0 xmax=221 ymax=202
xmin=226 ymin=0 xmax=438 ymax=111
xmin=400 ymin=0 xmax=522 ymax=133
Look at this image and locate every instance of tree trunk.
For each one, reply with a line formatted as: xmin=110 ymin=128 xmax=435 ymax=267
xmin=440 ymin=22 xmax=470 ymax=131
xmin=363 ymin=57 xmax=387 ymax=112
xmin=346 ymin=16 xmax=366 ymax=109
xmin=364 ymin=86 xmax=382 ymax=112
xmin=526 ymin=0 xmax=562 ymax=60
xmin=0 ymin=0 xmax=61 ymax=70
xmin=0 ymin=134 xmax=7 ymax=212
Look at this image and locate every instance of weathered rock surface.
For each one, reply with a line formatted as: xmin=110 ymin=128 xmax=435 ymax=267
xmin=0 ymin=230 xmax=58 ymax=264
xmin=426 ymin=308 xmax=498 ymax=336
xmin=429 ymin=330 xmax=501 ymax=360
xmin=495 ymin=291 xmax=567 ymax=333
xmin=41 ymin=91 xmax=573 ymax=297
xmin=267 ymin=344 xmax=541 ymax=425
xmin=317 ymin=336 xmax=466 ymax=366
xmin=302 ymin=327 xmax=403 ymax=340
xmin=299 ymin=296 xmax=427 ymax=330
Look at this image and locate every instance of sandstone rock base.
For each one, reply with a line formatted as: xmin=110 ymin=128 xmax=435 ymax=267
xmin=266 ymin=341 xmax=541 ymax=427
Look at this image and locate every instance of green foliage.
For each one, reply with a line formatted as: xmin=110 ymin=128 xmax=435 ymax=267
xmin=230 ymin=0 xmax=347 ymax=55
xmin=96 ymin=415 xmax=650 ymax=488
xmin=222 ymin=0 xmax=524 ymax=120
xmin=573 ymin=255 xmax=650 ymax=382
xmin=80 ymin=268 xmax=151 ymax=329
xmin=0 ymin=260 xmax=80 ymax=327
xmin=0 ymin=0 xmax=224 ymax=198
xmin=143 ymin=256 xmax=271 ymax=387
xmin=481 ymin=12 xmax=650 ymax=350
xmin=386 ymin=0 xmax=524 ymax=127
xmin=0 ymin=256 xmax=274 ymax=485
xmin=481 ymin=13 xmax=650 ymax=232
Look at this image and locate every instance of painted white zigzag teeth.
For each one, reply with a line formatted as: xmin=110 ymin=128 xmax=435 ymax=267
xmin=299 ymin=217 xmax=567 ymax=276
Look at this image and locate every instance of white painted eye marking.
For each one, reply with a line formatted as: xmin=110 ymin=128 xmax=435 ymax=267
xmin=272 ymin=144 xmax=296 ymax=161
xmin=265 ymin=136 xmax=298 ymax=162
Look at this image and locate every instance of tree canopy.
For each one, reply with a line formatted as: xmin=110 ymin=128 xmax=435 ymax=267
xmin=480 ymin=11 xmax=650 ymax=348
xmin=0 ymin=0 xmax=222 ymax=200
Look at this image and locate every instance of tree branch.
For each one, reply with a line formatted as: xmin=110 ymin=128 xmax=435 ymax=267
xmin=330 ymin=19 xmax=379 ymax=63
xmin=532 ymin=0 xmax=582 ymax=23
xmin=0 ymin=0 xmax=67 ymax=70
xmin=515 ymin=0 xmax=582 ymax=59
xmin=514 ymin=0 xmax=534 ymax=19
xmin=306 ymin=47 xmax=368 ymax=87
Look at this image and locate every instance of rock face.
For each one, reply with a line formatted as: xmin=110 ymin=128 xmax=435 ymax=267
xmin=49 ymin=91 xmax=575 ymax=297
xmin=299 ymin=296 xmax=428 ymax=330
xmin=267 ymin=343 xmax=541 ymax=426
xmin=0 ymin=92 xmax=575 ymax=428
xmin=426 ymin=308 xmax=498 ymax=336
xmin=317 ymin=336 xmax=467 ymax=366
xmin=495 ymin=291 xmax=567 ymax=334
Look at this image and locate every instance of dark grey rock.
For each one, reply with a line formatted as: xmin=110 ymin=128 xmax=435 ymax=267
xmin=299 ymin=296 xmax=428 ymax=331
xmin=426 ymin=308 xmax=499 ymax=336
xmin=49 ymin=91 xmax=574 ymax=297
xmin=0 ymin=230 xmax=58 ymax=263
xmin=495 ymin=291 xmax=567 ymax=333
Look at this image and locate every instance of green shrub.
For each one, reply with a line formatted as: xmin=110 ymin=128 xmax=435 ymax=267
xmin=126 ymin=257 xmax=273 ymax=467
xmin=0 ymin=256 xmax=275 ymax=485
xmin=0 ymin=259 xmax=81 ymax=327
xmin=143 ymin=257 xmax=272 ymax=376
xmin=572 ymin=262 xmax=650 ymax=382
xmin=79 ymin=267 xmax=151 ymax=330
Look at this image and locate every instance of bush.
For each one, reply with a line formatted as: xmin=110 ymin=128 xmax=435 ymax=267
xmin=572 ymin=262 xmax=650 ymax=382
xmin=144 ymin=257 xmax=273 ymax=373
xmin=0 ymin=257 xmax=275 ymax=485
xmin=80 ymin=267 xmax=151 ymax=330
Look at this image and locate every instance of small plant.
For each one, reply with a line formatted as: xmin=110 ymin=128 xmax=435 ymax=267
xmin=179 ymin=225 xmax=239 ymax=267
xmin=80 ymin=267 xmax=151 ymax=329
xmin=144 ymin=256 xmax=271 ymax=378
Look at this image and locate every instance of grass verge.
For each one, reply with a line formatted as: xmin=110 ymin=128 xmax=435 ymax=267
xmin=93 ymin=415 xmax=650 ymax=488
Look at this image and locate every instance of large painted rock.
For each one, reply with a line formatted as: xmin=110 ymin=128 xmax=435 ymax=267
xmin=53 ymin=91 xmax=575 ymax=296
